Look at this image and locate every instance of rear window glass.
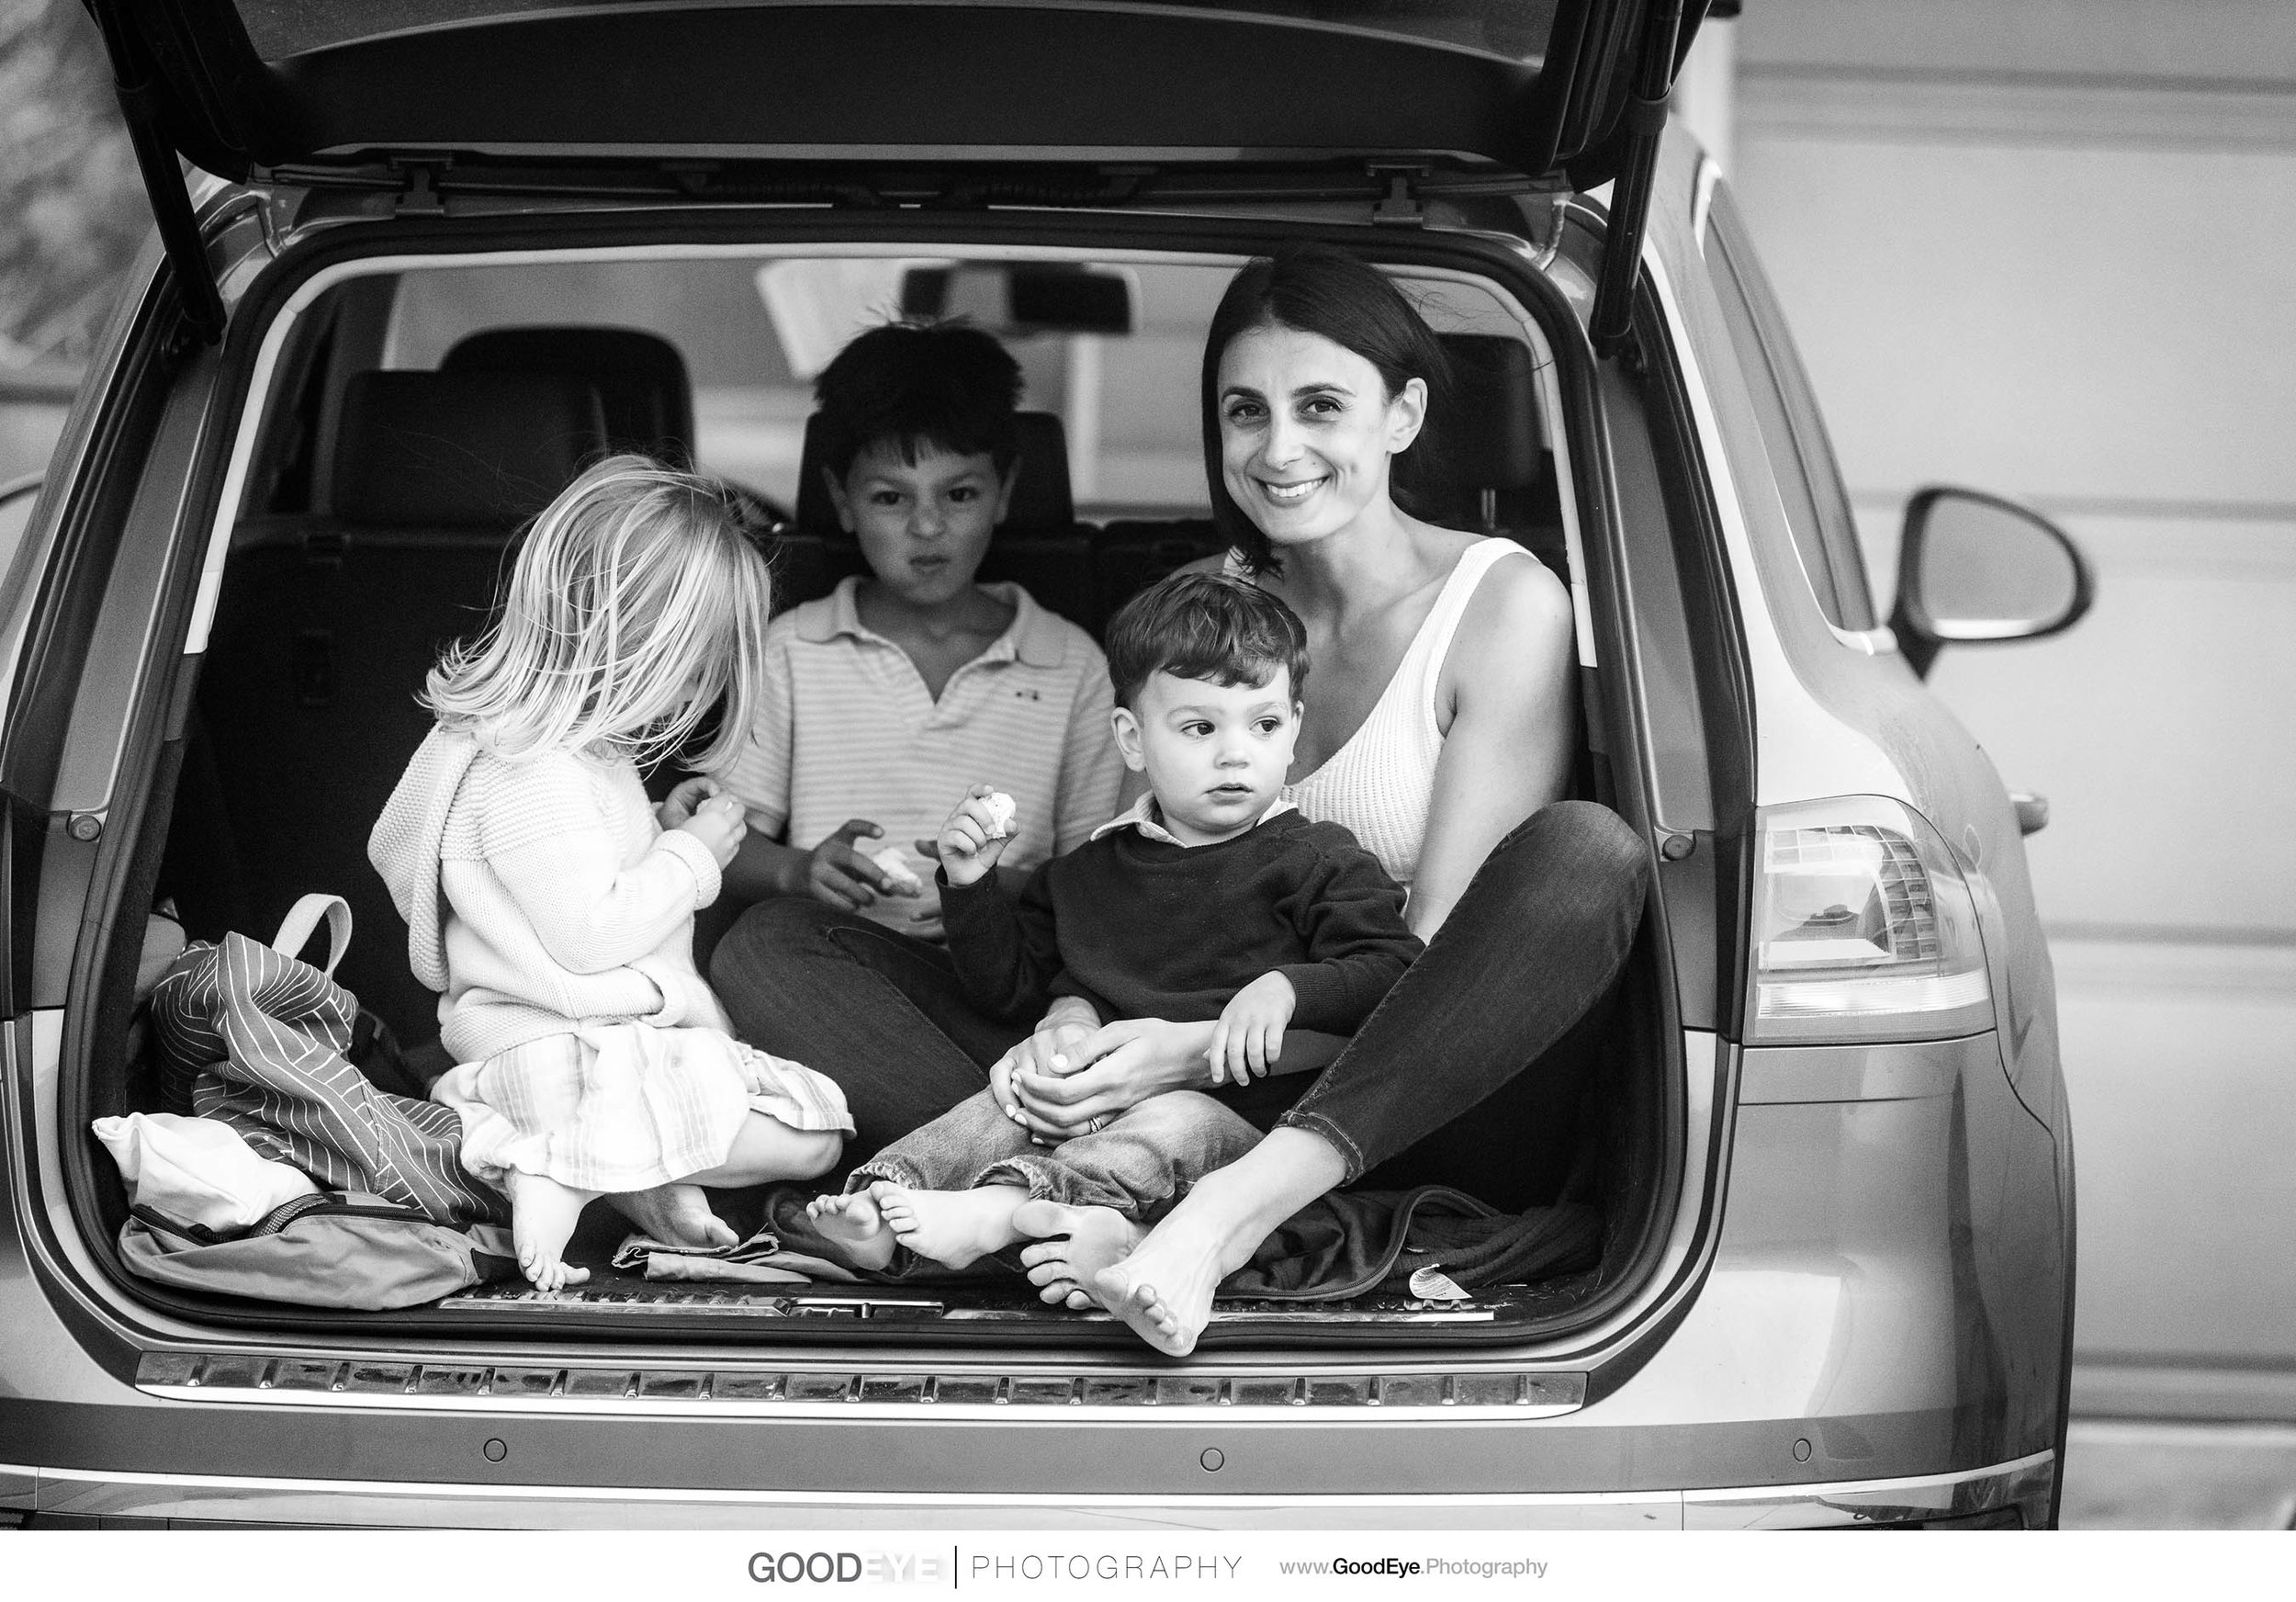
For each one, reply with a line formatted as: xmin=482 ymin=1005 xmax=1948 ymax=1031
xmin=234 ymin=0 xmax=1562 ymax=62
xmin=1701 ymin=189 xmax=1879 ymax=633
xmin=365 ymin=252 xmax=1533 ymax=519
xmin=378 ymin=254 xmax=1224 ymax=517
xmin=0 ymin=482 xmax=38 ymax=593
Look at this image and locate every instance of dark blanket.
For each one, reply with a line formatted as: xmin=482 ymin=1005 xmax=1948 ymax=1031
xmin=1230 ymin=1186 xmax=1601 ymax=1301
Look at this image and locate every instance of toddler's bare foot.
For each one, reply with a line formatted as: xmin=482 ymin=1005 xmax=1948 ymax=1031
xmin=505 ymin=1170 xmax=599 ymax=1292
xmin=610 ymin=1183 xmax=737 ymax=1250
xmin=806 ymin=1188 xmax=898 ymax=1270
xmin=1013 ymin=1200 xmax=1142 ymax=1311
xmin=873 ymin=1181 xmax=1027 ymax=1269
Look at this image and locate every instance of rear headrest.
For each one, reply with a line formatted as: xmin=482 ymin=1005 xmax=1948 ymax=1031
xmin=793 ymin=411 xmax=1075 ymax=538
xmin=1438 ymin=334 xmax=1544 ymax=491
xmin=443 ymin=326 xmax=695 ymax=463
xmin=332 ymin=371 xmax=607 ymax=527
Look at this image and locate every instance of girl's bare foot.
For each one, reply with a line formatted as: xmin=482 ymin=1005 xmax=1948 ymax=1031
xmin=505 ymin=1170 xmax=600 ymax=1292
xmin=609 ymin=1183 xmax=737 ymax=1250
xmin=1012 ymin=1200 xmax=1142 ymax=1310
xmin=806 ymin=1188 xmax=898 ymax=1270
xmin=873 ymin=1181 xmax=1027 ymax=1269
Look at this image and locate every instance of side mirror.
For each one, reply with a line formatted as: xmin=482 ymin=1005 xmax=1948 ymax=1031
xmin=1889 ymin=486 xmax=2094 ymax=679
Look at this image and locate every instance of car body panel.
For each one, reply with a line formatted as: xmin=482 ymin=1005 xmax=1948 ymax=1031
xmin=1 ymin=993 xmax=2054 ymax=1520
xmin=1638 ymin=135 xmax=2067 ymax=1131
xmin=0 ymin=43 xmax=2074 ymax=1517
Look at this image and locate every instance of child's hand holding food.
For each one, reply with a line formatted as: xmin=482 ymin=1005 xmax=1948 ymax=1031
xmin=657 ymin=774 xmax=723 ymax=829
xmin=675 ymin=792 xmax=748 ymax=869
xmin=937 ymin=784 xmax=1019 ymax=887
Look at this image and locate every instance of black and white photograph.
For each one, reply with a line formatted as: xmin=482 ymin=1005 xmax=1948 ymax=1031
xmin=0 ymin=0 xmax=2287 ymax=1579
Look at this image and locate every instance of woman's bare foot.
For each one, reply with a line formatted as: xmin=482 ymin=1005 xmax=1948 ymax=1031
xmin=1090 ymin=1128 xmax=1349 ymax=1356
xmin=609 ymin=1183 xmax=738 ymax=1250
xmin=1013 ymin=1200 xmax=1142 ymax=1311
xmin=806 ymin=1188 xmax=898 ymax=1270
xmin=505 ymin=1169 xmax=600 ymax=1292
xmin=873 ymin=1181 xmax=1027 ymax=1269
xmin=1091 ymin=1223 xmax=1227 ymax=1356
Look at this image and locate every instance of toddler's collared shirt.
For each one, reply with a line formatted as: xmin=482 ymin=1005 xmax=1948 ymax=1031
xmin=1087 ymin=794 xmax=1296 ymax=847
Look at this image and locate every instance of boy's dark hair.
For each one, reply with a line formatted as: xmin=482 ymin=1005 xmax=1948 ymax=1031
xmin=1104 ymin=571 xmax=1310 ymax=710
xmin=813 ymin=321 xmax=1023 ymax=481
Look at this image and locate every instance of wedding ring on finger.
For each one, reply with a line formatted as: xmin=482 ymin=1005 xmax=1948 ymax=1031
xmin=1086 ymin=1116 xmax=1105 ymax=1134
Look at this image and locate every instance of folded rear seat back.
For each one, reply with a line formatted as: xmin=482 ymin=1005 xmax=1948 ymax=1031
xmin=442 ymin=325 xmax=696 ymax=466
xmin=1094 ymin=517 xmax=1228 ymax=620
xmin=1436 ymin=333 xmax=1566 ymax=577
xmin=191 ymin=370 xmax=610 ymax=1045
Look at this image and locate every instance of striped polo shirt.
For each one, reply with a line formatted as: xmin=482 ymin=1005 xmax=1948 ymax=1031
xmin=723 ymin=577 xmax=1123 ymax=937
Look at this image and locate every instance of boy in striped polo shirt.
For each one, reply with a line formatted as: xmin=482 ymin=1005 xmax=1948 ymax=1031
xmin=717 ymin=322 xmax=1122 ymax=941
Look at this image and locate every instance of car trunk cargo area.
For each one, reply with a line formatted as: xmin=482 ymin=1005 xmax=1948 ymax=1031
xmin=50 ymin=220 xmax=1694 ymax=1359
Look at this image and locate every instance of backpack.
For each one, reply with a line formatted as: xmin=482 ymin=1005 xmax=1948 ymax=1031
xmin=120 ymin=1193 xmax=518 ymax=1311
xmin=120 ymin=895 xmax=518 ymax=1309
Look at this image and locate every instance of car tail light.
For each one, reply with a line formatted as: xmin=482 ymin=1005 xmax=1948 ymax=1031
xmin=1746 ymin=797 xmax=1994 ymax=1044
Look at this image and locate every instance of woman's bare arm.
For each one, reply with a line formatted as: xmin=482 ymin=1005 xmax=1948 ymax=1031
xmin=1409 ymin=553 xmax=1577 ymax=940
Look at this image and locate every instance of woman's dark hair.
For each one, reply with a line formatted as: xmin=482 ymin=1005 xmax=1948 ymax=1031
xmin=1103 ymin=571 xmax=1310 ymax=711
xmin=1200 ymin=243 xmax=1454 ymax=575
xmin=814 ymin=320 xmax=1023 ymax=481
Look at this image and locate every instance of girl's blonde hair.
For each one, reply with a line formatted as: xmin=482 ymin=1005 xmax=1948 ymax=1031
xmin=423 ymin=455 xmax=771 ymax=770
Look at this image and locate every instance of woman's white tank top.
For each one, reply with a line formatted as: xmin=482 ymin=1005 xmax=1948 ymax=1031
xmin=1231 ymin=538 xmax=1532 ymax=891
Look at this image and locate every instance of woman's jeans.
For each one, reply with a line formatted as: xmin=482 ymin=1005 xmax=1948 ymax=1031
xmin=710 ymin=800 xmax=1649 ymax=1205
xmin=1273 ymin=800 xmax=1649 ymax=1188
xmin=850 ymin=1088 xmax=1263 ymax=1218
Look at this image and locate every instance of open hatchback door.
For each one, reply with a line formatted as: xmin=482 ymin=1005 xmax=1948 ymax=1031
xmin=91 ymin=0 xmax=1717 ymax=344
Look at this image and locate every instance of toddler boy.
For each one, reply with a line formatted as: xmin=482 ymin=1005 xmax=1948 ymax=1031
xmin=808 ymin=572 xmax=1422 ymax=1282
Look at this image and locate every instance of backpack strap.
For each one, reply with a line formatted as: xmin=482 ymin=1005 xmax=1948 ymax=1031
xmin=271 ymin=894 xmax=352 ymax=976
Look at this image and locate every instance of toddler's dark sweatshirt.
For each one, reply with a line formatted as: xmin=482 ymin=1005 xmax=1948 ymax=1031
xmin=939 ymin=809 xmax=1423 ymax=1030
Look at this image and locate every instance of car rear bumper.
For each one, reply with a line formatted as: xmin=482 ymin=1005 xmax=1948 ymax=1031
xmin=1 ymin=1450 xmax=2052 ymax=1529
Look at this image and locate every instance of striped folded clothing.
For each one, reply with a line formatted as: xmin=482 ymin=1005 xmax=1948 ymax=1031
xmin=433 ymin=1024 xmax=852 ymax=1195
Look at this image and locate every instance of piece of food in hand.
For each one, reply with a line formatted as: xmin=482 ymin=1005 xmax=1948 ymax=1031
xmin=981 ymin=791 xmax=1019 ymax=840
xmin=864 ymin=843 xmax=925 ymax=895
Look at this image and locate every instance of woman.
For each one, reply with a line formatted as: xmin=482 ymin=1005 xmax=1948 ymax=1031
xmin=989 ymin=243 xmax=1649 ymax=1353
xmin=715 ymin=243 xmax=1647 ymax=1352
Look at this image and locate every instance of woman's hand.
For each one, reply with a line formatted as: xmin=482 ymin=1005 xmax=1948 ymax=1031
xmin=989 ymin=1019 xmax=1095 ymax=1126
xmin=1007 ymin=1017 xmax=1217 ymax=1140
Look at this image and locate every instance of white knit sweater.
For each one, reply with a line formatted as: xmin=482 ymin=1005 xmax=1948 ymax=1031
xmin=370 ymin=727 xmax=729 ymax=1064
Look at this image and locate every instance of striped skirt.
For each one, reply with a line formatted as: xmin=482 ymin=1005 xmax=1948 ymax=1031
xmin=433 ymin=1024 xmax=852 ymax=1194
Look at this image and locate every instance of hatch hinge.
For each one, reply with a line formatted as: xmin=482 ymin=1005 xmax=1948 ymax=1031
xmin=1367 ymin=163 xmax=1430 ymax=227
xmin=392 ymin=159 xmax=452 ymax=217
xmin=87 ymin=6 xmax=226 ymax=345
xmin=1589 ymin=0 xmax=1691 ymax=357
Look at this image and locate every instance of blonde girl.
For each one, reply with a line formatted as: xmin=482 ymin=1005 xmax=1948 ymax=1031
xmin=371 ymin=456 xmax=851 ymax=1290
